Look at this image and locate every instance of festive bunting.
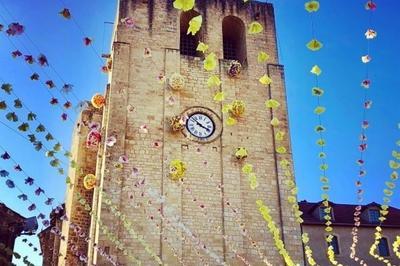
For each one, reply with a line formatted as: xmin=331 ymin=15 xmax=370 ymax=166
xmin=248 ymin=21 xmax=263 ymax=34
xmin=187 ymin=15 xmax=202 ymax=35
xmin=173 ymin=0 xmax=195 ymax=11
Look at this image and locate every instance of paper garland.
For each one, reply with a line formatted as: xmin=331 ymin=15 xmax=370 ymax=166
xmin=369 ymin=127 xmax=399 ymax=265
xmin=351 ymin=1 xmax=379 ymax=265
xmin=0 ymin=83 xmax=71 ymax=170
xmin=304 ymin=1 xmax=341 ymax=265
xmin=0 ymin=242 xmax=35 ymax=266
xmin=101 ymin=192 xmax=163 ymax=265
xmin=256 ymin=200 xmax=296 ymax=266
xmin=0 ymin=92 xmax=69 ymax=175
xmin=393 ymin=236 xmax=400 ymax=259
xmin=75 ymin=192 xmax=141 ymax=265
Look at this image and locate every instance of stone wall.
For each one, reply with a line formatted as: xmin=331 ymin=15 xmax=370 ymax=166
xmin=59 ymin=105 xmax=103 ymax=266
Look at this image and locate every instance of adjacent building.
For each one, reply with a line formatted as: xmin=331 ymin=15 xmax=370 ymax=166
xmin=300 ymin=201 xmax=400 ymax=265
xmin=0 ymin=203 xmax=37 ymax=265
xmin=38 ymin=204 xmax=65 ymax=266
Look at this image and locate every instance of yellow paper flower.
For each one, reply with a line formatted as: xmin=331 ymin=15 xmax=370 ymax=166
xmin=173 ymin=0 xmax=195 ymax=11
xmin=242 ymin=163 xmax=253 ymax=174
xmin=305 ymin=1 xmax=320 ymax=12
xmin=276 ymin=146 xmax=287 ymax=154
xmin=258 ymin=51 xmax=270 ymax=63
xmin=248 ymin=21 xmax=263 ymax=34
xmin=226 ymin=116 xmax=237 ymax=126
xmin=187 ymin=15 xmax=202 ymax=35
xmin=275 ymin=131 xmax=285 ymax=141
xmin=204 ymin=52 xmax=217 ymax=71
xmin=230 ymin=100 xmax=246 ymax=117
xmin=265 ymin=99 xmax=280 ymax=109
xmin=207 ymin=75 xmax=221 ymax=87
xmin=235 ymin=147 xmax=248 ymax=160
xmin=169 ymin=159 xmax=187 ymax=181
xmin=213 ymin=91 xmax=225 ymax=102
xmin=314 ymin=106 xmax=326 ymax=115
xmin=259 ymin=74 xmax=272 ymax=85
xmin=307 ymin=39 xmax=323 ymax=51
xmin=271 ymin=117 xmax=280 ymax=127
xmin=389 ymin=160 xmax=400 ymax=169
xmin=196 ymin=42 xmax=209 ymax=53
xmin=310 ymin=65 xmax=322 ymax=76
xmin=222 ymin=104 xmax=232 ymax=113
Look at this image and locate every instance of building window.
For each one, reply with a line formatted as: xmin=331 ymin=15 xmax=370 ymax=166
xmin=378 ymin=238 xmax=390 ymax=257
xmin=180 ymin=10 xmax=202 ymax=57
xmin=368 ymin=209 xmax=380 ymax=223
xmin=330 ymin=235 xmax=340 ymax=255
xmin=222 ymin=16 xmax=247 ymax=64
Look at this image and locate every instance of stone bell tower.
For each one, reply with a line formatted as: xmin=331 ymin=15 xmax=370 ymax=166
xmin=60 ymin=1 xmax=305 ymax=265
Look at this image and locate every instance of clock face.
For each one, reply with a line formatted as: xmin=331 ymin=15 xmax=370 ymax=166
xmin=186 ymin=113 xmax=215 ymax=139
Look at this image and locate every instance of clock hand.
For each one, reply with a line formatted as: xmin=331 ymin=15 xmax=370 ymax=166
xmin=196 ymin=121 xmax=210 ymax=132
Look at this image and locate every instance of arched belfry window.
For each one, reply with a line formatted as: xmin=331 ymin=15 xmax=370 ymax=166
xmin=180 ymin=10 xmax=202 ymax=57
xmin=222 ymin=16 xmax=247 ymax=64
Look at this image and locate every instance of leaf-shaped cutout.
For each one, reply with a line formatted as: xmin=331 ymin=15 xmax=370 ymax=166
xmin=307 ymin=39 xmax=323 ymax=51
xmin=187 ymin=15 xmax=202 ymax=36
xmin=248 ymin=21 xmax=263 ymax=34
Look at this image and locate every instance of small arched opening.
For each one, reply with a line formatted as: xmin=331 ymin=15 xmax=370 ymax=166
xmin=180 ymin=10 xmax=202 ymax=57
xmin=222 ymin=16 xmax=247 ymax=65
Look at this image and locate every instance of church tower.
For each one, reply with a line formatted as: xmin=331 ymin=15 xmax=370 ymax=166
xmin=60 ymin=1 xmax=305 ymax=265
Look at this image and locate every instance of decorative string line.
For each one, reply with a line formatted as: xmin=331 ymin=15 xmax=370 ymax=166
xmin=369 ymin=125 xmax=400 ymax=266
xmin=20 ymin=238 xmax=39 ymax=254
xmin=351 ymin=1 xmax=378 ymax=265
xmin=129 ymin=171 xmax=244 ymax=265
xmin=256 ymin=200 xmax=297 ymax=266
xmin=0 ymin=119 xmax=70 ymax=177
xmin=0 ymin=0 xmax=83 ymax=104
xmin=76 ymin=192 xmax=188 ymax=265
xmin=0 ymin=73 xmax=78 ymax=146
xmin=262 ymin=58 xmax=318 ymax=265
xmin=130 ymin=180 xmax=207 ymax=265
xmin=100 ymin=192 xmax=163 ymax=265
xmin=0 ymin=14 xmax=76 ymax=124
xmin=177 ymin=174 xmax=271 ymax=266
xmin=0 ymin=81 xmax=74 ymax=170
xmin=144 ymin=188 xmax=227 ymax=266
xmin=0 ymin=32 xmax=75 ymax=124
xmin=78 ymin=189 xmax=191 ymax=266
xmin=50 ymin=222 xmax=121 ymax=266
xmin=105 ymin=180 xmax=227 ymax=266
xmin=393 ymin=236 xmax=400 ymax=259
xmin=0 ymin=178 xmax=63 ymax=264
xmin=0 ymin=96 xmax=69 ymax=174
xmin=0 ymin=142 xmax=119 ymax=263
xmin=0 ymin=145 xmax=65 ymax=221
xmin=170 ymin=180 xmax=251 ymax=266
xmin=304 ymin=2 xmax=340 ymax=265
xmin=0 ymin=242 xmax=35 ymax=266
xmin=56 ymin=0 xmax=106 ymax=66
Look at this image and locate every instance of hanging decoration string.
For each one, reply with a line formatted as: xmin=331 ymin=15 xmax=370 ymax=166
xmin=350 ymin=1 xmax=378 ymax=265
xmin=0 ymin=0 xmax=82 ymax=104
xmin=369 ymin=123 xmax=400 ymax=265
xmin=304 ymin=1 xmax=341 ymax=265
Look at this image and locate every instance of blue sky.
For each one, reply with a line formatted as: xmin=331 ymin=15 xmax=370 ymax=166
xmin=0 ymin=0 xmax=399 ymax=265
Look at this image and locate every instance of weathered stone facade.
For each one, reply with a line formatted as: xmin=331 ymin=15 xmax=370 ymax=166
xmin=61 ymin=1 xmax=304 ymax=265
